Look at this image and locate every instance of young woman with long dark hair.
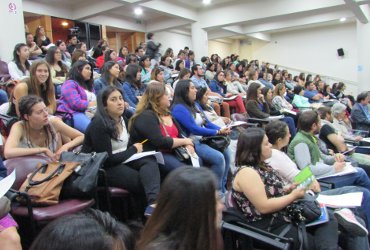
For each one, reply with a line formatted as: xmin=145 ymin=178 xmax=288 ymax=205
xmin=8 ymin=43 xmax=30 ymax=81
xmin=122 ymin=64 xmax=145 ymax=109
xmin=83 ymin=86 xmax=160 ymax=212
xmin=171 ymin=80 xmax=231 ymax=194
xmin=232 ymin=128 xmax=342 ymax=250
xmin=56 ymin=60 xmax=96 ymax=132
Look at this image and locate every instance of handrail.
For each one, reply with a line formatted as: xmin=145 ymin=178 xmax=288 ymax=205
xmin=268 ymin=62 xmax=359 ymax=96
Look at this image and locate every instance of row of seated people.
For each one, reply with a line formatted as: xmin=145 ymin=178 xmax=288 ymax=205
xmin=3 ymin=115 xmax=370 ymax=249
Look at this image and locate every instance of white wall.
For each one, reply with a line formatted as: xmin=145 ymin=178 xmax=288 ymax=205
xmin=0 ymin=0 xmax=25 ymax=62
xmin=208 ymin=40 xmax=232 ymax=59
xmin=154 ymin=31 xmax=192 ymax=58
xmin=253 ymin=23 xmax=358 ymax=83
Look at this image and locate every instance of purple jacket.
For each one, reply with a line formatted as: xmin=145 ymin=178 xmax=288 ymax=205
xmin=57 ymin=80 xmax=90 ymax=114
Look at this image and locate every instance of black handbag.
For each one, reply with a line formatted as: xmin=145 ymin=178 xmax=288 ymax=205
xmin=285 ymin=193 xmax=321 ymax=250
xmin=59 ymin=151 xmax=108 ymax=199
xmin=200 ymin=135 xmax=231 ymax=152
xmin=287 ymin=193 xmax=321 ymax=223
xmin=160 ymin=122 xmax=191 ymax=162
xmin=173 ymin=146 xmax=190 ymax=161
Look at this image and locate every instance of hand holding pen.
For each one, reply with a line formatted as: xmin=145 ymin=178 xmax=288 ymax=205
xmin=133 ymin=139 xmax=148 ymax=153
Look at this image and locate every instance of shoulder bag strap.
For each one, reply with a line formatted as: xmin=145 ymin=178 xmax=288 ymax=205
xmin=27 ymin=163 xmax=66 ymax=187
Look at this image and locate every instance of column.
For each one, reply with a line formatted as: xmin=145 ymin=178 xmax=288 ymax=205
xmin=191 ymin=21 xmax=208 ymax=63
xmin=356 ymin=5 xmax=370 ymax=93
xmin=0 ymin=0 xmax=25 ymax=62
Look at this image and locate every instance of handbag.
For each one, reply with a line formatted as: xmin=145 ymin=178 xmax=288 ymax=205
xmin=287 ymin=193 xmax=321 ymax=223
xmin=200 ymin=135 xmax=231 ymax=152
xmin=173 ymin=146 xmax=190 ymax=161
xmin=160 ymin=122 xmax=191 ymax=162
xmin=0 ymin=114 xmax=18 ymax=137
xmin=59 ymin=151 xmax=108 ymax=199
xmin=19 ymin=162 xmax=80 ymax=205
xmin=286 ymin=193 xmax=321 ymax=250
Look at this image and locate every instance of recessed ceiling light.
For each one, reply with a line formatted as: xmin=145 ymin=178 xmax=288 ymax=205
xmin=203 ymin=0 xmax=211 ymax=5
xmin=134 ymin=7 xmax=143 ymax=15
xmin=340 ymin=17 xmax=346 ymax=22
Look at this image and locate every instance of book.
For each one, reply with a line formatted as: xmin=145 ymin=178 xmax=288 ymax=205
xmin=306 ymin=204 xmax=329 ymax=227
xmin=293 ymin=166 xmax=315 ymax=190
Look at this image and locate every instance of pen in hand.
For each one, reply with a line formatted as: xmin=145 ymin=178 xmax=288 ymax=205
xmin=140 ymin=139 xmax=148 ymax=144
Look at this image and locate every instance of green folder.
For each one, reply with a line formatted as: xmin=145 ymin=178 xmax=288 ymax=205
xmin=293 ymin=166 xmax=315 ymax=190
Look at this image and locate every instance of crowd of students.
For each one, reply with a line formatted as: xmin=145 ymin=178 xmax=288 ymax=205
xmin=0 ymin=27 xmax=370 ymax=249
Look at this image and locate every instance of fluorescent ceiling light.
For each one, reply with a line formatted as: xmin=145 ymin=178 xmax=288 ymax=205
xmin=134 ymin=7 xmax=143 ymax=15
xmin=340 ymin=17 xmax=346 ymax=22
xmin=203 ymin=0 xmax=211 ymax=5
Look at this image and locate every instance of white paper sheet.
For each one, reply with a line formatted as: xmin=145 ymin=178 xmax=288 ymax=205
xmin=0 ymin=170 xmax=16 ymax=198
xmin=317 ymin=192 xmax=363 ymax=208
xmin=316 ymin=163 xmax=357 ymax=180
xmin=124 ymin=151 xmax=164 ymax=165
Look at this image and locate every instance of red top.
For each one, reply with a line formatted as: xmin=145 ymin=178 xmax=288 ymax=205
xmin=160 ymin=122 xmax=179 ymax=139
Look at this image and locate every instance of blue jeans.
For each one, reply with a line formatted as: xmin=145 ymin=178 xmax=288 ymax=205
xmin=72 ymin=112 xmax=91 ymax=133
xmin=0 ymin=89 xmax=8 ymax=105
xmin=281 ymin=116 xmax=296 ymax=138
xmin=194 ymin=140 xmax=230 ymax=193
xmin=321 ymin=167 xmax=370 ymax=191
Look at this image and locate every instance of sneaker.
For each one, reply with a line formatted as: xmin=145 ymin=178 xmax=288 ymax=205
xmin=144 ymin=204 xmax=156 ymax=217
xmin=334 ymin=208 xmax=368 ymax=237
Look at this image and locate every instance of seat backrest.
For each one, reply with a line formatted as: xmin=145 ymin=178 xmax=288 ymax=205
xmin=225 ymin=191 xmax=238 ymax=209
xmin=231 ymin=113 xmax=248 ymax=122
xmin=5 ymin=155 xmax=50 ymax=190
xmin=0 ymin=60 xmax=9 ymax=75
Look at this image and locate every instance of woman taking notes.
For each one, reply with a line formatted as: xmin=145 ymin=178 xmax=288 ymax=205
xmin=82 ymin=86 xmax=160 ymax=212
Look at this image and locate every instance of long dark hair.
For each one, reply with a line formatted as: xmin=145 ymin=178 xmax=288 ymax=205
xmin=103 ymin=49 xmax=114 ymax=63
xmin=96 ymin=86 xmax=124 ymax=139
xmin=196 ymin=87 xmax=211 ymax=112
xmin=30 ymin=209 xmax=135 ymax=250
xmin=13 ymin=43 xmax=30 ymax=74
xmin=171 ymin=79 xmax=195 ymax=114
xmin=45 ymin=46 xmax=68 ymax=73
xmin=137 ymin=167 xmax=219 ymax=250
xmin=246 ymin=82 xmax=261 ymax=101
xmin=68 ymin=60 xmax=93 ymax=91
xmin=235 ymin=127 xmax=266 ymax=168
xmin=125 ymin=64 xmax=142 ymax=88
xmin=101 ymin=61 xmax=120 ymax=86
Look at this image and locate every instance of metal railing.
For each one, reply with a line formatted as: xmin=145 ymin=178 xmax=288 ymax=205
xmin=269 ymin=62 xmax=359 ymax=96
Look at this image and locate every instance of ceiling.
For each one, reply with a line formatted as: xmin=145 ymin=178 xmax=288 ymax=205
xmin=22 ymin=0 xmax=370 ymax=42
